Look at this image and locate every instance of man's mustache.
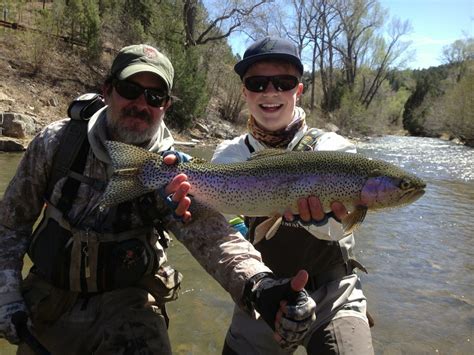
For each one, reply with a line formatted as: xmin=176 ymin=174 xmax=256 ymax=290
xmin=121 ymin=107 xmax=152 ymax=122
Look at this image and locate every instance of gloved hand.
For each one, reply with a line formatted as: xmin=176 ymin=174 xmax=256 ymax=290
xmin=0 ymin=300 xmax=29 ymax=344
xmin=244 ymin=270 xmax=316 ymax=351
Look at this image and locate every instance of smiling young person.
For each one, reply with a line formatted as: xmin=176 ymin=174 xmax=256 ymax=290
xmin=0 ymin=44 xmax=316 ymax=354
xmin=212 ymin=37 xmax=375 ymax=354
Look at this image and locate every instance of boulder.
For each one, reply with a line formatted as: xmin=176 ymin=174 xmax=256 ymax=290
xmin=0 ymin=112 xmax=36 ymax=138
xmin=0 ymin=137 xmax=26 ymax=151
xmin=324 ymin=123 xmax=340 ymax=133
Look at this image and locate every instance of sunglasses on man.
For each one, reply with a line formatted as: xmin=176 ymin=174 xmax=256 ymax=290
xmin=244 ymin=75 xmax=299 ymax=93
xmin=113 ymin=79 xmax=169 ymax=107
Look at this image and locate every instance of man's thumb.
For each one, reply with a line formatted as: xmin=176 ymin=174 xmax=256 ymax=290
xmin=290 ymin=269 xmax=309 ymax=292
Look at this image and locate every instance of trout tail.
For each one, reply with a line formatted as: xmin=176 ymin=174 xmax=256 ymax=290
xmin=100 ymin=141 xmax=158 ymax=208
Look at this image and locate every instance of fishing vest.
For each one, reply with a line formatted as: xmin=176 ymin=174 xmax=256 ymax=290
xmin=244 ymin=128 xmax=363 ymax=289
xmin=28 ymin=94 xmax=173 ymax=294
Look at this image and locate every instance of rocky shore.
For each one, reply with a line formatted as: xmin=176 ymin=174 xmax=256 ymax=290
xmin=0 ymin=100 xmax=244 ymax=152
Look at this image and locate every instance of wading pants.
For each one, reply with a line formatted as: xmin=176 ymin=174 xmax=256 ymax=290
xmin=18 ymin=273 xmax=171 ymax=355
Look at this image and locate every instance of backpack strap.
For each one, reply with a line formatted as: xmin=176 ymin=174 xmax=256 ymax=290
xmin=293 ymin=128 xmax=326 ymax=151
xmin=55 ymin=130 xmax=90 ymax=213
xmin=244 ymin=134 xmax=255 ymax=154
xmin=45 ymin=94 xmax=105 ymax=213
xmin=46 ymin=119 xmax=89 ymax=202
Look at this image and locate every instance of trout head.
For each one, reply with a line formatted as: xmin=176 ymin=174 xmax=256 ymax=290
xmin=360 ymin=172 xmax=426 ymax=210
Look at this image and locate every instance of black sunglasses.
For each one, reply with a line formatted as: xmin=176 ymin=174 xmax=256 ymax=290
xmin=244 ymin=75 xmax=299 ymax=93
xmin=113 ymin=79 xmax=169 ymax=107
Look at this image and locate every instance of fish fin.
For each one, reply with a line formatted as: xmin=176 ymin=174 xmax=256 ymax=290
xmin=265 ymin=216 xmax=283 ymax=240
xmin=100 ymin=141 xmax=156 ymax=208
xmin=104 ymin=140 xmax=158 ymax=170
xmin=247 ymin=149 xmax=288 ymax=161
xmin=253 ymin=216 xmax=280 ymax=245
xmin=341 ymin=206 xmax=368 ymax=235
xmin=100 ymin=175 xmax=152 ymax=208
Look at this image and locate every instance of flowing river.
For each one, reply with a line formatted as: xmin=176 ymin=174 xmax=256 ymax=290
xmin=0 ymin=135 xmax=472 ymax=354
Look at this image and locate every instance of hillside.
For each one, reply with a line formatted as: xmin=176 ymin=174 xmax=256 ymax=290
xmin=0 ymin=33 xmax=105 ymax=124
xmin=0 ymin=31 xmax=241 ymax=150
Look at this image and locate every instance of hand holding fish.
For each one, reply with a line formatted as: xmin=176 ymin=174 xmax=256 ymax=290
xmin=162 ymin=161 xmax=192 ymax=223
xmin=284 ymin=196 xmax=348 ymax=223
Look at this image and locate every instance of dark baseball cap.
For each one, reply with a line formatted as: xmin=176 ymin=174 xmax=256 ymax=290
xmin=110 ymin=44 xmax=174 ymax=92
xmin=234 ymin=37 xmax=304 ymax=79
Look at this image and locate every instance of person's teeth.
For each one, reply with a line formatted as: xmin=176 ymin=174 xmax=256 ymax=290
xmin=261 ymin=104 xmax=280 ymax=108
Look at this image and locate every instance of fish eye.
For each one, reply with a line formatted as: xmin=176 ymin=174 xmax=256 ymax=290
xmin=400 ymin=179 xmax=412 ymax=190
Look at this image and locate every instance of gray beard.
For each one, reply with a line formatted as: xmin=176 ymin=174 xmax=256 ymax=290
xmin=106 ymin=114 xmax=160 ymax=145
xmin=108 ymin=123 xmax=155 ymax=145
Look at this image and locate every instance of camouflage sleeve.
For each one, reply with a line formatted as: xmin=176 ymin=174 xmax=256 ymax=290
xmin=164 ymin=199 xmax=272 ymax=309
xmin=0 ymin=121 xmax=64 ymax=302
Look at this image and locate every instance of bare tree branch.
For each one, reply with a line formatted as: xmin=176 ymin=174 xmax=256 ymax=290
xmin=184 ymin=0 xmax=270 ymax=47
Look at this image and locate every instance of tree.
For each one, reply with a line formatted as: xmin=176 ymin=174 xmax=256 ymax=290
xmin=442 ymin=37 xmax=474 ymax=65
xmin=441 ymin=37 xmax=474 ymax=81
xmin=442 ymin=65 xmax=474 ymax=143
xmin=402 ymin=66 xmax=450 ymax=136
xmin=63 ymin=0 xmax=85 ymax=48
xmin=166 ymin=46 xmax=209 ymax=128
xmin=82 ymin=0 xmax=101 ymax=60
xmin=359 ymin=17 xmax=412 ymax=108
xmin=333 ymin=0 xmax=383 ymax=89
xmin=183 ymin=0 xmax=270 ymax=47
xmin=308 ymin=0 xmax=342 ymax=112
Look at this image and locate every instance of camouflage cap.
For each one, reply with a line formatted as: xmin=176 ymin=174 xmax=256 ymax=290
xmin=111 ymin=44 xmax=174 ymax=92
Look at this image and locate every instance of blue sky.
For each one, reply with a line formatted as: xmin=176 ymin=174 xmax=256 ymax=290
xmin=227 ymin=0 xmax=473 ymax=70
xmin=380 ymin=0 xmax=473 ymax=69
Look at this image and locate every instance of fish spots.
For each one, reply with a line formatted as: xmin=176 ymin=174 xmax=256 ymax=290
xmin=102 ymin=141 xmax=425 ymax=216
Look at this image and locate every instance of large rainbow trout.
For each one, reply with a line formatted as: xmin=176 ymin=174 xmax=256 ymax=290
xmin=101 ymin=141 xmax=426 ymax=235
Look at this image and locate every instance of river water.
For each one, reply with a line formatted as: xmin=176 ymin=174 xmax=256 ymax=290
xmin=0 ymin=135 xmax=472 ymax=354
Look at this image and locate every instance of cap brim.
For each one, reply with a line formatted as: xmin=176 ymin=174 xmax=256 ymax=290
xmin=117 ymin=64 xmax=171 ymax=91
xmin=234 ymin=53 xmax=304 ymax=78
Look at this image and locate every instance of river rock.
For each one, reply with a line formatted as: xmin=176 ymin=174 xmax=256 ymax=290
xmin=324 ymin=122 xmax=340 ymax=133
xmin=0 ymin=137 xmax=26 ymax=151
xmin=0 ymin=112 xmax=36 ymax=138
xmin=195 ymin=122 xmax=210 ymax=134
xmin=49 ymin=97 xmax=59 ymax=107
xmin=463 ymin=138 xmax=474 ymax=147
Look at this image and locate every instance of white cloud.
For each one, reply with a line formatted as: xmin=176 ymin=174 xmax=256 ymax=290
xmin=407 ymin=34 xmax=455 ymax=47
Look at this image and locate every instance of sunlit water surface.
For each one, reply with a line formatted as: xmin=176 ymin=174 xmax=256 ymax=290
xmin=0 ymin=135 xmax=472 ymax=354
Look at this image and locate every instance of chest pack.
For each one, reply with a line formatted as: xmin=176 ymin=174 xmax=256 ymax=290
xmin=28 ymin=94 xmax=173 ymax=294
